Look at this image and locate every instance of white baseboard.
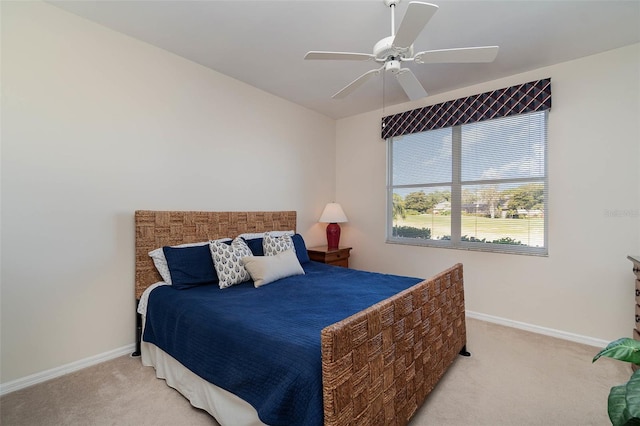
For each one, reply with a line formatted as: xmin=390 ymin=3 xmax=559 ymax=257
xmin=0 ymin=343 xmax=136 ymax=396
xmin=0 ymin=314 xmax=608 ymax=396
xmin=466 ymin=310 xmax=609 ymax=348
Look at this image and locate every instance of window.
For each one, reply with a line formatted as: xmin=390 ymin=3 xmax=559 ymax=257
xmin=387 ymin=110 xmax=548 ymax=255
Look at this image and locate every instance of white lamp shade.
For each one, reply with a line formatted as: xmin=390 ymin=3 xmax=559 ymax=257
xmin=319 ymin=203 xmax=348 ymax=223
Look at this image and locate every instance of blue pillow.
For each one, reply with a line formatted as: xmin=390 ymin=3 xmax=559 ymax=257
xmin=244 ymin=234 xmax=310 ymax=263
xmin=243 ymin=237 xmax=264 ymax=256
xmin=162 ymin=245 xmax=218 ymax=289
xmin=292 ymin=234 xmax=310 ymax=263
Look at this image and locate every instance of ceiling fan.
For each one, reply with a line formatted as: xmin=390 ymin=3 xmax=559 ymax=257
xmin=304 ymin=0 xmax=499 ymax=101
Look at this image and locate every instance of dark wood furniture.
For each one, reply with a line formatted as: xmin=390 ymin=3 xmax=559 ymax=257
xmin=629 ymin=255 xmax=640 ymax=372
xmin=307 ymin=246 xmax=351 ymax=267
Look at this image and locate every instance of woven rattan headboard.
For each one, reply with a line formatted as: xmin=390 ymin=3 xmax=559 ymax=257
xmin=135 ymin=210 xmax=297 ymax=299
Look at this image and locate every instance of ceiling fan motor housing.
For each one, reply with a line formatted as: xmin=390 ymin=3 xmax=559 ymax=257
xmin=374 ymin=36 xmax=413 ymax=61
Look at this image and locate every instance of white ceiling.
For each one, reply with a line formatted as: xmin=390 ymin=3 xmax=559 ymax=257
xmin=49 ymin=0 xmax=640 ymax=119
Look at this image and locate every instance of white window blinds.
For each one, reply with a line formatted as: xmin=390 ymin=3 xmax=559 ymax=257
xmin=388 ymin=110 xmax=548 ymax=255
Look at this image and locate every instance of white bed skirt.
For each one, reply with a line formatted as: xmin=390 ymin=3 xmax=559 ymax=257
xmin=141 ymin=340 xmax=266 ymax=426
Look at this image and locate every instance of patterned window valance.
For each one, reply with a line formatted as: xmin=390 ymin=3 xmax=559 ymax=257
xmin=381 ymin=78 xmax=551 ymax=139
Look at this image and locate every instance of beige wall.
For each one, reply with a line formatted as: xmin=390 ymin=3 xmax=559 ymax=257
xmin=1 ymin=1 xmax=335 ymax=384
xmin=2 ymin=0 xmax=638 ymax=390
xmin=336 ymin=43 xmax=640 ymax=343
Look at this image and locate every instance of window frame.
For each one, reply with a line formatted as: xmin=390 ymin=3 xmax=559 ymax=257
xmin=386 ymin=111 xmax=549 ymax=256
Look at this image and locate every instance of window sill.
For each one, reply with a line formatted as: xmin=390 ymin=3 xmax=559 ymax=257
xmin=385 ymin=238 xmax=548 ymax=257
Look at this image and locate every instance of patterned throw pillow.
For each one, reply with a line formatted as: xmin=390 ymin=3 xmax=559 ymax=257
xmin=210 ymin=237 xmax=253 ymax=288
xmin=237 ymin=230 xmax=294 ymax=240
xmin=263 ymin=232 xmax=296 ymax=256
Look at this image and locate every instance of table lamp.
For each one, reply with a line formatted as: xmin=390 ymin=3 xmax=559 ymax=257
xmin=319 ymin=203 xmax=348 ymax=250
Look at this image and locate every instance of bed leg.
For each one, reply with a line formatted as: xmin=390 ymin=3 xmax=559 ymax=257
xmin=132 ymin=306 xmax=142 ymax=357
xmin=459 ymin=345 xmax=471 ymax=357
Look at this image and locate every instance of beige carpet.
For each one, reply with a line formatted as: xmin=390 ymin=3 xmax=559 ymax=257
xmin=0 ymin=318 xmax=630 ymax=426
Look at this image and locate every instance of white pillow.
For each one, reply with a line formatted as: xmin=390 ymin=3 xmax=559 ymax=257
xmin=242 ymin=249 xmax=304 ymax=288
xmin=237 ymin=230 xmax=294 ymax=240
xmin=263 ymin=232 xmax=295 ymax=256
xmin=210 ymin=237 xmax=253 ymax=289
xmin=148 ymin=238 xmax=231 ymax=285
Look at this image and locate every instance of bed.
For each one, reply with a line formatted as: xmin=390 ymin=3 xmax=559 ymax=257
xmin=134 ymin=210 xmax=467 ymax=426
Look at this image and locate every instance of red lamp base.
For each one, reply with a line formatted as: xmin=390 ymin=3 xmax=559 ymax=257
xmin=326 ymin=223 xmax=341 ymax=250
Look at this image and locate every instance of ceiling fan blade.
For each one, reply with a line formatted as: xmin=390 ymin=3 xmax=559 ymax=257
xmin=304 ymin=51 xmax=376 ymax=61
xmin=414 ymin=46 xmax=499 ymax=64
xmin=395 ymin=68 xmax=428 ymax=101
xmin=333 ymin=66 xmax=384 ymax=99
xmin=393 ymin=2 xmax=439 ymax=49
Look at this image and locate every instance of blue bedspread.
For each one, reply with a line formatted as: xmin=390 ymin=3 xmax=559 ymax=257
xmin=143 ymin=261 xmax=423 ymax=426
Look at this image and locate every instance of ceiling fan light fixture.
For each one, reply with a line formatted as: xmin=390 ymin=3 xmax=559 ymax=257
xmin=385 ymin=60 xmax=401 ymax=73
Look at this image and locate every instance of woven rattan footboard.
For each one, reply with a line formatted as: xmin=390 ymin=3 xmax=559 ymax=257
xmin=321 ymin=263 xmax=466 ymax=426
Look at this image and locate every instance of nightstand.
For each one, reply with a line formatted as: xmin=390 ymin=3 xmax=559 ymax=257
xmin=629 ymin=255 xmax=640 ymax=371
xmin=307 ymin=246 xmax=352 ymax=268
